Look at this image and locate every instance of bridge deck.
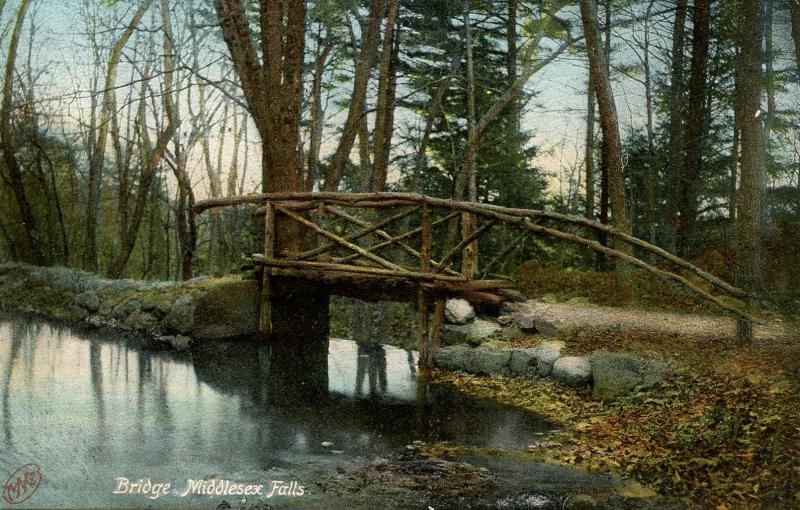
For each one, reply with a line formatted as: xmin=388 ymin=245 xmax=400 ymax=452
xmin=252 ymin=254 xmax=523 ymax=305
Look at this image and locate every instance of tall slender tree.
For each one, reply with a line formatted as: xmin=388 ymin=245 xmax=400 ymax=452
xmin=664 ymin=0 xmax=688 ymax=253
xmin=579 ymin=0 xmax=630 ymax=236
xmin=676 ymin=0 xmax=710 ymax=255
xmin=735 ymin=0 xmax=765 ymax=345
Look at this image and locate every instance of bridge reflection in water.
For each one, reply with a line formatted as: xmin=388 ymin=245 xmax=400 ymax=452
xmin=191 ymin=332 xmax=552 ymax=456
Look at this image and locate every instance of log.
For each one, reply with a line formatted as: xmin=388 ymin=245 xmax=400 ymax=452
xmin=418 ymin=287 xmax=430 ymax=368
xmin=429 ymin=298 xmax=446 ymax=366
xmin=336 ymin=211 xmax=460 ymax=269
xmin=420 ymin=203 xmax=431 ymax=273
xmin=321 ymin=205 xmax=455 ymax=273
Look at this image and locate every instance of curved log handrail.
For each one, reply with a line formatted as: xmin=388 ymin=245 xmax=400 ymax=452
xmin=194 ymin=192 xmax=757 ymax=323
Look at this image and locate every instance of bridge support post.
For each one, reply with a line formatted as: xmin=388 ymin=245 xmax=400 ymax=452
xmin=417 ymin=203 xmax=445 ymax=368
xmin=259 ymin=203 xmax=275 ymax=333
xmin=461 ymin=212 xmax=478 ymax=279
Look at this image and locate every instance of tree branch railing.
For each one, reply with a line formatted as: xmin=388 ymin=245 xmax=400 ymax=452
xmin=194 ymin=192 xmax=759 ymax=324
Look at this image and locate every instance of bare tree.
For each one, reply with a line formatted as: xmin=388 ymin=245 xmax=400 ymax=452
xmin=107 ymin=21 xmax=176 ymax=278
xmin=1 ymin=0 xmax=44 ymax=265
xmin=83 ymin=0 xmax=154 ymax=272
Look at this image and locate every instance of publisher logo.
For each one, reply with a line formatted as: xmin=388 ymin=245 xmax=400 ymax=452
xmin=3 ymin=463 xmax=43 ymax=505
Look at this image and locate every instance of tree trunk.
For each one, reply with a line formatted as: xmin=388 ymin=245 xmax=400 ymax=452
xmin=458 ymin=9 xmax=478 ymax=203
xmin=676 ymin=0 xmax=710 ymax=255
xmin=371 ymin=0 xmax=399 ymax=192
xmin=730 ymin=98 xmax=740 ymax=223
xmin=789 ymin=0 xmax=800 ymax=81
xmin=664 ymin=0 xmax=688 ymax=253
xmin=414 ymin=75 xmax=450 ymax=192
xmin=214 ymin=0 xmax=306 ymax=254
xmin=763 ymin=0 xmax=775 ymax=153
xmin=0 ymin=0 xmax=44 ymax=265
xmin=307 ymin=33 xmax=331 ymax=188
xmin=198 ymin=82 xmax=224 ymax=272
xmin=585 ymin=73 xmax=595 ymax=221
xmin=580 ymin=0 xmax=630 ymax=238
xmin=643 ymin=0 xmax=657 ymax=248
xmin=323 ymin=0 xmax=385 ymax=192
xmin=84 ymin=0 xmax=153 ymax=272
xmin=735 ymin=0 xmax=765 ymax=345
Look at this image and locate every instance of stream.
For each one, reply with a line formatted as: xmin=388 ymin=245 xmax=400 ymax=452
xmin=0 ymin=312 xmax=653 ymax=509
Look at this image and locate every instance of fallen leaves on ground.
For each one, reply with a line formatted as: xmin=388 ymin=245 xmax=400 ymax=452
xmin=433 ymin=325 xmax=800 ymax=510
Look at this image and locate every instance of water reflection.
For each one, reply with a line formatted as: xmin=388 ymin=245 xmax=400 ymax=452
xmin=355 ymin=343 xmax=388 ymax=397
xmin=0 ymin=314 xmax=551 ymax=508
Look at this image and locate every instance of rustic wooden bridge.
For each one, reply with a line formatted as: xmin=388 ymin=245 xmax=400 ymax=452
xmin=194 ymin=192 xmax=756 ymax=366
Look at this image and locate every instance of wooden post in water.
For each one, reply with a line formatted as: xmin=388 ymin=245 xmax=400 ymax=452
xmin=259 ymin=202 xmax=275 ymax=333
xmin=418 ymin=203 xmax=432 ymax=368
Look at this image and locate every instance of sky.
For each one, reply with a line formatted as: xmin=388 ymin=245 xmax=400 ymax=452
xmin=5 ymin=0 xmax=799 ymax=200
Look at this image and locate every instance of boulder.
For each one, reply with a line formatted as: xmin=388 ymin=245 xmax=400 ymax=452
xmin=591 ymin=352 xmax=667 ymax=401
xmin=72 ymin=291 xmax=100 ymax=313
xmin=552 ymin=356 xmax=592 ymax=386
xmin=435 ymin=345 xmax=474 ymax=371
xmin=466 ymin=319 xmax=501 ymax=344
xmin=162 ymin=296 xmax=195 ymax=336
xmin=508 ymin=348 xmax=537 ymax=376
xmin=435 ymin=344 xmax=511 ymax=376
xmin=192 ymin=280 xmax=260 ymax=339
xmin=531 ymin=340 xmax=565 ymax=376
xmin=469 ymin=345 xmax=511 ymax=375
xmin=441 ymin=318 xmax=501 ymax=346
xmin=111 ymin=299 xmax=142 ymax=319
xmin=124 ymin=310 xmax=159 ymax=332
xmin=444 ymin=298 xmax=476 ymax=325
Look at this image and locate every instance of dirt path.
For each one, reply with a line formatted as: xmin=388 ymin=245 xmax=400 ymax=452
xmin=504 ymin=300 xmax=793 ymax=342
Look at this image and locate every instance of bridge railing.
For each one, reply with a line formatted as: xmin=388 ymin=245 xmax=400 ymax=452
xmin=194 ymin=192 xmax=759 ymax=363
